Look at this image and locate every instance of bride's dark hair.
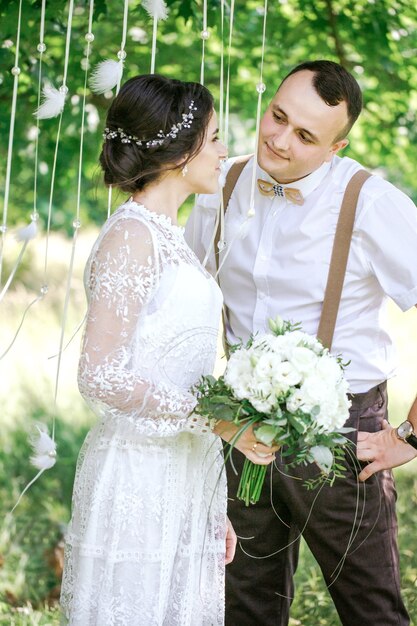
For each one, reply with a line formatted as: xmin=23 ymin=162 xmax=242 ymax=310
xmin=99 ymin=74 xmax=214 ymax=193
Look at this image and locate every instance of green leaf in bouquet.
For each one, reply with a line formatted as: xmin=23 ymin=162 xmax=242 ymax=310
xmin=262 ymin=416 xmax=288 ymax=428
xmin=331 ymin=435 xmax=350 ymax=445
xmin=308 ymin=445 xmax=334 ymax=474
xmin=272 ymin=404 xmax=284 ymax=417
xmin=212 ymin=405 xmax=236 ymax=421
xmin=288 ymin=413 xmax=308 ymax=434
xmin=240 ymin=399 xmax=263 ymax=417
xmin=335 ymin=426 xmax=356 ymax=434
xmin=253 ymin=424 xmax=278 ymax=446
xmin=209 ymin=395 xmax=236 ymax=405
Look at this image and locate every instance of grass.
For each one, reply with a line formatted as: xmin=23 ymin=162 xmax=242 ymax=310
xmin=1 ymin=231 xmax=416 ymax=624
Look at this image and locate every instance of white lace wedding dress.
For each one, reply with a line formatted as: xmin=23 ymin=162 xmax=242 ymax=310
xmin=60 ymin=199 xmax=227 ymax=626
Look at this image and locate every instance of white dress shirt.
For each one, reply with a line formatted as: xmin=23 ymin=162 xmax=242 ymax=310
xmin=185 ymin=155 xmax=417 ymax=393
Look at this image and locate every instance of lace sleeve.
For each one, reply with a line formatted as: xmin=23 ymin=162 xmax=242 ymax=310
xmin=78 ymin=216 xmax=210 ymax=437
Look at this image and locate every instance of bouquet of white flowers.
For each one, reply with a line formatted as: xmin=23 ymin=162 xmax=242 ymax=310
xmin=194 ymin=316 xmax=353 ymax=505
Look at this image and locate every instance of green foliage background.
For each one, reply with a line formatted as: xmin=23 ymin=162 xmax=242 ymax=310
xmin=1 ymin=0 xmax=417 ymax=231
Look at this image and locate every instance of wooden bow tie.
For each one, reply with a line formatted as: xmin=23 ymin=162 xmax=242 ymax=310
xmin=257 ymin=178 xmax=304 ymax=206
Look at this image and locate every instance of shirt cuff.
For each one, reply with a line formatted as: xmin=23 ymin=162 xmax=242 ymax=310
xmin=393 ymin=285 xmax=417 ymax=311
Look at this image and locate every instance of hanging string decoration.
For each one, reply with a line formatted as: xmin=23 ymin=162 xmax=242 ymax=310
xmin=200 ymin=0 xmax=209 ymax=84
xmin=2 ymin=0 xmax=269 ymax=514
xmin=89 ymin=0 xmax=130 ymax=219
xmin=9 ymin=0 xmax=97 ymax=511
xmin=35 ymin=0 xmax=75 ymax=119
xmin=0 ymin=0 xmax=24 ymax=285
xmin=142 ymin=0 xmax=169 ymax=74
xmin=0 ymin=0 xmax=46 ymax=362
xmin=214 ymin=0 xmax=269 ymax=279
xmin=89 ymin=0 xmax=130 ymax=94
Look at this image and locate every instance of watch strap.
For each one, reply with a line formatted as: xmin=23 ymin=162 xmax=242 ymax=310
xmin=405 ymin=432 xmax=417 ymax=451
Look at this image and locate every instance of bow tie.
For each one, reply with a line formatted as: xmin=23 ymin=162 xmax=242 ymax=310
xmin=257 ymin=178 xmax=304 ymax=206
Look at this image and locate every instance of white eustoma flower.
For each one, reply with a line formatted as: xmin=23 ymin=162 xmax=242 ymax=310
xmin=224 ymin=351 xmax=253 ymax=399
xmin=272 ymin=360 xmax=302 ymax=393
xmin=253 ymin=351 xmax=280 ymax=380
xmin=286 ymin=389 xmax=305 ymax=413
xmin=315 ymin=354 xmax=342 ymax=384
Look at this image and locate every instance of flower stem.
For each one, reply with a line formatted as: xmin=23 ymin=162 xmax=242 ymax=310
xmin=237 ymin=460 xmax=268 ymax=505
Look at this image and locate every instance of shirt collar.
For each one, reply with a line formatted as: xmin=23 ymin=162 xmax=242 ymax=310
xmin=257 ymin=160 xmax=332 ymax=201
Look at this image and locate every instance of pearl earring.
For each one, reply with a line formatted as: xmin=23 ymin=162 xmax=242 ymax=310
xmin=182 ymin=164 xmax=188 ymax=177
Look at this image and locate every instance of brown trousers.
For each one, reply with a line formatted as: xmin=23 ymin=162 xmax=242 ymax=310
xmin=225 ymin=383 xmax=410 ymax=626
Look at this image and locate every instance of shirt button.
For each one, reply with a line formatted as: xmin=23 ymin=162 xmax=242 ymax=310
xmin=258 ymin=292 xmax=266 ymax=300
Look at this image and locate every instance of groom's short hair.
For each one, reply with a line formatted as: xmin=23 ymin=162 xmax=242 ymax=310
xmin=280 ymin=60 xmax=363 ymax=140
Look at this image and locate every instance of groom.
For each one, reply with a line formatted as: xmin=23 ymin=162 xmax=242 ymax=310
xmin=186 ymin=60 xmax=417 ymax=625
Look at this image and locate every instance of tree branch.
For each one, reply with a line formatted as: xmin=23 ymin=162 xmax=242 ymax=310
xmin=324 ymin=0 xmax=349 ymax=68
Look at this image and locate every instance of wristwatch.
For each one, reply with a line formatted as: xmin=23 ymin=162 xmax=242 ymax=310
xmin=396 ymin=420 xmax=417 ymax=451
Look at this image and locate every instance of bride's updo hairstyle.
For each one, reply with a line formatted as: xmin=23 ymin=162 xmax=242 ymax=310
xmin=99 ymin=74 xmax=214 ymax=193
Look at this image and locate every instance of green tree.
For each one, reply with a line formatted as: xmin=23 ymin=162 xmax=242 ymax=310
xmin=1 ymin=0 xmax=417 ymax=232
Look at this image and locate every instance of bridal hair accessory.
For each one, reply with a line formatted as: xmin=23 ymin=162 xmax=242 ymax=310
xmin=103 ymin=100 xmax=197 ymax=148
xmin=182 ymin=164 xmax=188 ymax=177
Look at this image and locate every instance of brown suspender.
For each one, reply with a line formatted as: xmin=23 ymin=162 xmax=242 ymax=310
xmin=215 ymin=157 xmax=371 ymax=352
xmin=316 ymin=169 xmax=371 ymax=348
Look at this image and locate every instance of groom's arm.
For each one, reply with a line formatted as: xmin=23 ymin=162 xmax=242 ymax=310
xmin=357 ymin=307 xmax=417 ymax=480
xmin=357 ymin=403 xmax=417 ymax=480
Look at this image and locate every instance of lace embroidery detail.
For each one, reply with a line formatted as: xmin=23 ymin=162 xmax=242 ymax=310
xmin=60 ymin=202 xmax=226 ymax=625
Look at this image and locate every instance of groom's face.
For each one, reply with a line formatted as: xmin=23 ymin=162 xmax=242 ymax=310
xmin=258 ymin=70 xmax=349 ymax=184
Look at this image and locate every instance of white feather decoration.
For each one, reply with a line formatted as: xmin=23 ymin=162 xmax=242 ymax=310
xmin=9 ymin=424 xmax=57 ymax=513
xmin=89 ymin=59 xmax=124 ymax=94
xmin=16 ymin=221 xmax=37 ymax=242
xmin=35 ymin=84 xmax=66 ymax=119
xmin=30 ymin=424 xmax=57 ymax=470
xmin=143 ymin=0 xmax=168 ymax=20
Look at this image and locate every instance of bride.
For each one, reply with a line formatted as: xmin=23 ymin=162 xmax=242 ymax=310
xmin=60 ymin=73 xmax=276 ymax=626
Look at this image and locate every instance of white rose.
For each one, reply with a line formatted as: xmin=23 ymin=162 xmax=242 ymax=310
xmin=290 ymin=346 xmax=318 ymax=376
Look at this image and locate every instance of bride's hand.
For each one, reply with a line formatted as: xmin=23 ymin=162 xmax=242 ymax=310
xmin=213 ymin=421 xmax=279 ymax=465
xmin=225 ymin=517 xmax=237 ymax=565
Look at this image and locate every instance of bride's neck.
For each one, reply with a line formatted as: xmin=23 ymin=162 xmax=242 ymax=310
xmin=131 ymin=173 xmax=189 ymax=225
